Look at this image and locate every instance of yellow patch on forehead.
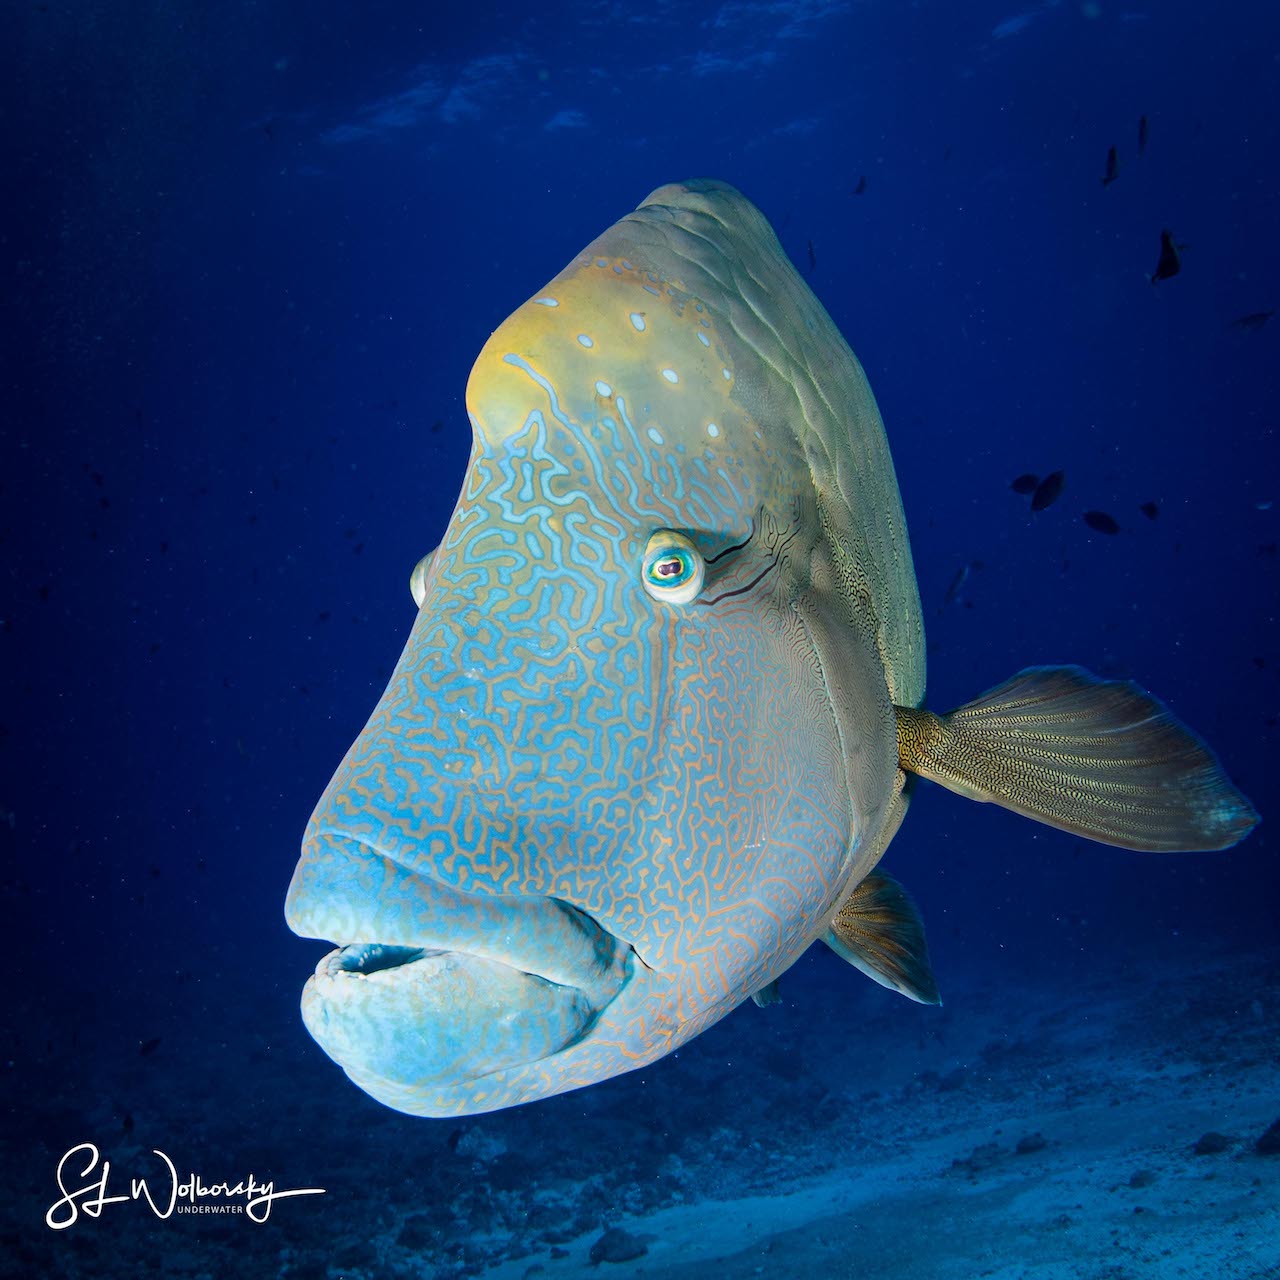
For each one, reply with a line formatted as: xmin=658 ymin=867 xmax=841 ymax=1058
xmin=466 ymin=255 xmax=741 ymax=452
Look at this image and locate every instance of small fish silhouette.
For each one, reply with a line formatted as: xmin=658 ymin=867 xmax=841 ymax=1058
xmin=1139 ymin=501 xmax=1159 ymax=520
xmin=1229 ymin=309 xmax=1274 ymax=333
xmin=139 ymin=1037 xmax=162 ymax=1057
xmin=806 ymin=240 xmax=817 ymax=274
xmin=1083 ymin=510 xmax=1120 ymax=535
xmin=1010 ymin=473 xmax=1040 ymax=495
xmin=1102 ymin=145 xmax=1119 ymax=187
xmin=1150 ymin=229 xmax=1183 ymax=284
xmin=943 ymin=561 xmax=984 ymax=607
xmin=853 ymin=175 xmax=868 ymax=196
xmin=1138 ymin=115 xmax=1148 ymax=154
xmin=1031 ymin=471 xmax=1065 ymax=512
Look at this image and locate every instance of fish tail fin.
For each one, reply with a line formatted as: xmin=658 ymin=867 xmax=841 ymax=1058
xmin=895 ymin=665 xmax=1258 ymax=852
xmin=824 ymin=872 xmax=941 ymax=1006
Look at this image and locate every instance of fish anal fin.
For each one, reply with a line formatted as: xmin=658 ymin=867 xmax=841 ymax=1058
xmin=750 ymin=979 xmax=782 ymax=1008
xmin=895 ymin=665 xmax=1259 ymax=853
xmin=824 ymin=872 xmax=940 ymax=1006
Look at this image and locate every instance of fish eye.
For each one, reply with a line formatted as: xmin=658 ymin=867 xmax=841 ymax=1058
xmin=641 ymin=530 xmax=705 ymax=606
xmin=409 ymin=549 xmax=436 ymax=608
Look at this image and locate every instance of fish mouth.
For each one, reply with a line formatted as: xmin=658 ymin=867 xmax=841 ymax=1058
xmin=285 ymin=833 xmax=634 ymax=1099
xmin=322 ymin=942 xmax=430 ymax=977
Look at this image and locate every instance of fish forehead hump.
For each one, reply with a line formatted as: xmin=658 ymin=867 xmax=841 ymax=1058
xmin=469 ymin=178 xmax=924 ymax=709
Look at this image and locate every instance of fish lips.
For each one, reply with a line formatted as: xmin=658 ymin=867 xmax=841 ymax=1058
xmin=301 ymin=945 xmax=601 ymax=1094
xmin=286 ymin=832 xmax=634 ymax=1101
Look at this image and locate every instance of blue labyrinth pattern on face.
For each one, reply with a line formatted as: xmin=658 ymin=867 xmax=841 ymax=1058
xmin=311 ymin=328 xmax=854 ymax=1002
xmin=287 ymin=181 xmax=911 ymax=1115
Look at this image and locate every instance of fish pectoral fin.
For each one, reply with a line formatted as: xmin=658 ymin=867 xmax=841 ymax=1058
xmin=823 ymin=872 xmax=941 ymax=1006
xmin=895 ymin=665 xmax=1259 ymax=853
xmin=750 ymin=979 xmax=782 ymax=1008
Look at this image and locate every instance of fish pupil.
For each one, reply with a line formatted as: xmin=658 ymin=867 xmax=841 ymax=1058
xmin=657 ymin=557 xmax=685 ymax=580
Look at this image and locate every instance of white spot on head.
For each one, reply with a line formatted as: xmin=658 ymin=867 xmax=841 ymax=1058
xmin=594 ymin=380 xmax=612 ymax=397
xmin=577 ymin=334 xmax=594 ymax=348
xmin=630 ymin=313 xmax=646 ymax=332
xmin=661 ymin=368 xmax=679 ymax=384
xmin=647 ymin=427 xmax=664 ymax=445
xmin=722 ymin=368 xmax=731 ymax=381
xmin=697 ymin=331 xmax=710 ymax=347
xmin=534 ymin=297 xmax=559 ymax=307
xmin=596 ymin=258 xmax=608 ymax=267
xmin=707 ymin=422 xmax=720 ymax=438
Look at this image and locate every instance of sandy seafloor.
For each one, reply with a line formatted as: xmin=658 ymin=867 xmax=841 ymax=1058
xmin=472 ymin=945 xmax=1280 ymax=1280
xmin=8 ymin=934 xmax=1277 ymax=1280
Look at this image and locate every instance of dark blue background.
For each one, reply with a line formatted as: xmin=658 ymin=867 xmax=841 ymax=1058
xmin=4 ymin=0 xmax=1276 ymax=1266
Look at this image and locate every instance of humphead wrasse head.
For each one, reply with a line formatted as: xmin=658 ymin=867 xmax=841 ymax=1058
xmin=286 ymin=180 xmax=1257 ymax=1118
xmin=285 ymin=180 xmax=920 ymax=1116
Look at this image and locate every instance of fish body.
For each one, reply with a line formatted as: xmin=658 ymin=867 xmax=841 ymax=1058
xmin=286 ymin=181 xmax=1256 ymax=1118
xmin=1102 ymin=145 xmax=1119 ymax=186
xmin=1151 ymin=229 xmax=1183 ymax=283
xmin=1031 ymin=470 xmax=1066 ymax=511
xmin=944 ymin=562 xmax=971 ymax=606
xmin=1230 ymin=309 xmax=1274 ymax=333
xmin=943 ymin=560 xmax=984 ymax=608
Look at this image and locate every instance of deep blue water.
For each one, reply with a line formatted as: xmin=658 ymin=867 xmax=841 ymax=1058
xmin=5 ymin=2 xmax=1277 ymax=1277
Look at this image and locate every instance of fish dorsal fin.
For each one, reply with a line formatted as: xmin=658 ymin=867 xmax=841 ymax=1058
xmin=823 ymin=872 xmax=941 ymax=1006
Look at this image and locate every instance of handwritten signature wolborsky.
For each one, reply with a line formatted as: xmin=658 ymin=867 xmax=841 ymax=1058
xmin=46 ymin=1143 xmax=325 ymax=1229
